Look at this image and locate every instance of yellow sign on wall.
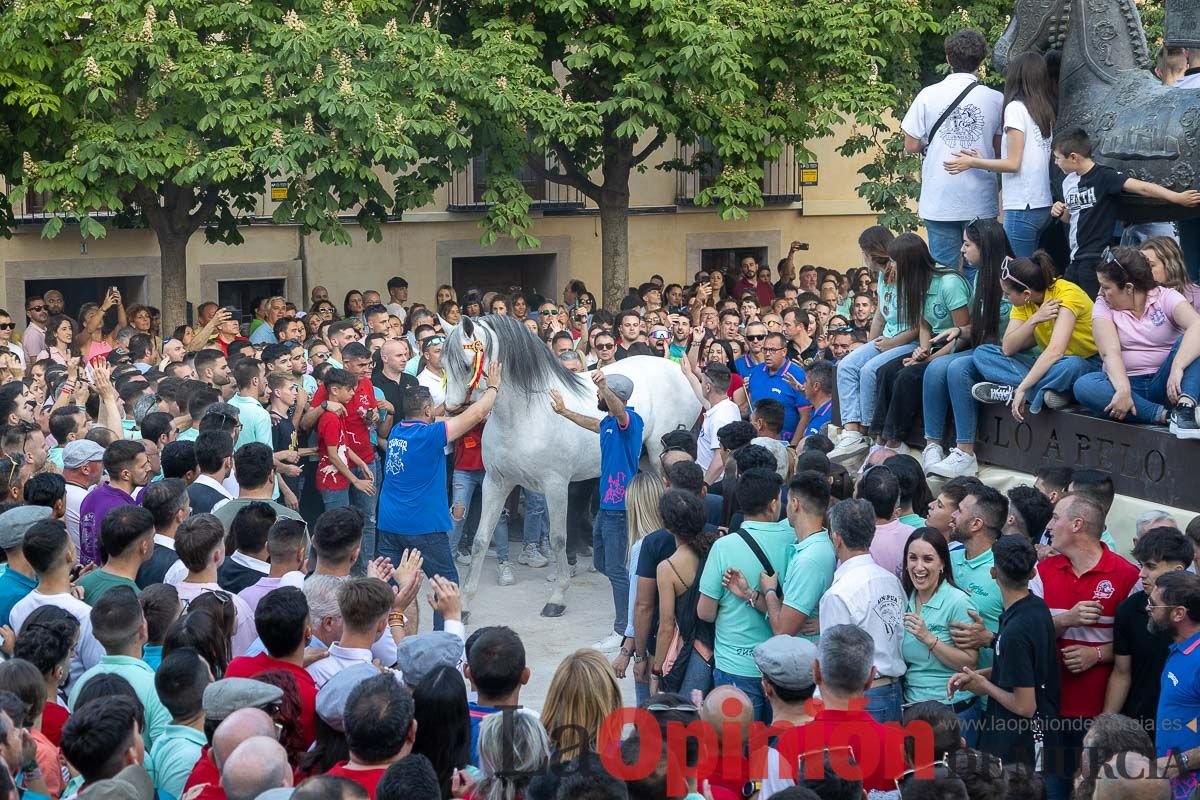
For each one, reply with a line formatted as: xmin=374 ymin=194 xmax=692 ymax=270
xmin=800 ymin=163 xmax=818 ymax=186
xmin=270 ymin=181 xmax=288 ymax=201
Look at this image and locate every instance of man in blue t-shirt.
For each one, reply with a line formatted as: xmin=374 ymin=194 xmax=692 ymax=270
xmin=551 ymin=370 xmax=644 ymax=650
xmin=740 ymin=332 xmax=811 ymax=444
xmin=802 ymin=360 xmax=835 ymax=438
xmin=377 ymin=362 xmax=502 ymax=629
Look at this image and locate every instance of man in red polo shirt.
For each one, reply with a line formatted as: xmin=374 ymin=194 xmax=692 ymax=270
xmin=772 ymin=625 xmax=907 ymax=794
xmin=325 ymin=673 xmax=416 ymax=798
xmin=731 ymin=255 xmax=775 ymax=309
xmin=224 ymin=587 xmax=318 ymax=747
xmin=1031 ymin=493 xmax=1139 ymax=797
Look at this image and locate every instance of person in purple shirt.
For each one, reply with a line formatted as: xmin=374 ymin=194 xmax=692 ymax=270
xmin=78 ymin=440 xmax=154 ymax=566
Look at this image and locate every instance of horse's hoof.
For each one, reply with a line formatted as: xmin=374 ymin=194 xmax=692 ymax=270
xmin=541 ymin=603 xmax=566 ymax=618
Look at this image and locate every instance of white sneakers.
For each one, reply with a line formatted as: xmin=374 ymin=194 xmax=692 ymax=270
xmin=591 ymin=631 xmax=624 ymax=652
xmin=545 ymin=562 xmax=579 ymax=582
xmin=829 ymin=430 xmax=870 ymax=465
xmin=928 ymin=447 xmax=979 ymax=478
xmin=1042 ymin=389 xmax=1072 ymax=410
xmin=497 ymin=561 xmax=515 ymax=586
xmin=922 ymin=443 xmax=945 ymax=473
xmin=518 ymin=543 xmax=549 ymax=568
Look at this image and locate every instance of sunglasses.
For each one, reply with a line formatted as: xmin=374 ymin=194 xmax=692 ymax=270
xmin=999 ymin=256 xmax=1030 ymax=292
xmin=311 ymin=351 xmax=331 ymax=359
xmin=539 ymin=309 xmax=557 ymax=316
xmin=0 ymin=323 xmax=14 ymax=331
xmin=596 ymin=343 xmax=615 ymax=350
xmin=423 ymin=335 xmax=446 ymax=348
xmin=650 ymin=330 xmax=670 ymax=340
xmin=1101 ymin=245 xmax=1127 ymax=276
xmin=746 ymin=334 xmax=766 ymax=341
xmin=27 ymin=305 xmax=46 ymax=313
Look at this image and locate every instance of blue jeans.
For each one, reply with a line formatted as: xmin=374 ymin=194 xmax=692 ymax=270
xmin=593 ymin=509 xmax=630 ymax=634
xmin=836 ymin=340 xmax=918 ymax=426
xmin=864 ymin=680 xmax=903 ymax=725
xmin=971 ymin=344 xmax=1100 ymax=415
xmin=922 ymin=348 xmax=977 ymax=443
xmin=349 ymin=459 xmax=380 ymax=575
xmin=378 ymin=531 xmax=459 ymax=630
xmin=957 ymin=698 xmax=982 ymax=749
xmin=451 ymin=470 xmax=511 ymax=560
xmin=634 ymin=678 xmax=650 ymax=707
xmin=523 ymin=490 xmax=548 ymax=546
xmin=712 ymin=667 xmax=769 ymax=723
xmin=1072 ymin=338 xmax=1200 ymax=423
xmin=1004 ymin=206 xmax=1052 ymax=258
xmin=679 ymin=648 xmax=713 ymax=696
xmin=924 ymin=219 xmax=973 ymax=271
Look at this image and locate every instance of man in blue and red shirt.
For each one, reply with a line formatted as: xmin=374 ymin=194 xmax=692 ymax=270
xmin=741 ymin=332 xmax=811 ymax=445
xmin=551 ymin=371 xmax=643 ymax=650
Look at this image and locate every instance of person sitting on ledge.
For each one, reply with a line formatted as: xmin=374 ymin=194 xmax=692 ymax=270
xmin=1071 ymin=246 xmax=1200 ymax=439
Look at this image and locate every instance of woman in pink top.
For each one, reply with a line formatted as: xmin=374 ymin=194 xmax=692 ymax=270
xmin=1072 ymin=246 xmax=1200 ymax=439
xmin=1141 ymin=236 xmax=1200 ymax=313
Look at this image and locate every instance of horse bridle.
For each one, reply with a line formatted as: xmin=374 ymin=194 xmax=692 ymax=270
xmin=462 ymin=338 xmax=486 ymax=395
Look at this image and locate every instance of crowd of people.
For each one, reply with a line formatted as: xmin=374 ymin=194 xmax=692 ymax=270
xmin=0 ymin=24 xmax=1196 ymax=800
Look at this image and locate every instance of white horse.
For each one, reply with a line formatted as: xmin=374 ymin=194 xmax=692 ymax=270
xmin=444 ymin=315 xmax=702 ymax=616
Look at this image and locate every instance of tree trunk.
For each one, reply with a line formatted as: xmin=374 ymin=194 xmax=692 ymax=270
xmin=598 ymin=185 xmax=631 ymax=311
xmin=156 ymin=229 xmax=191 ymax=332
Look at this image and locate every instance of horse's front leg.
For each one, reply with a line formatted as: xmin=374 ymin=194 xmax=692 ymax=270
xmin=542 ymin=479 xmax=571 ymax=617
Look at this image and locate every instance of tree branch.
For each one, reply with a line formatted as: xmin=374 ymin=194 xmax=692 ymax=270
xmin=632 ymin=131 xmax=667 ymax=167
xmin=539 ymin=140 xmax=601 ymax=199
xmin=187 ymin=186 xmax=221 ymax=235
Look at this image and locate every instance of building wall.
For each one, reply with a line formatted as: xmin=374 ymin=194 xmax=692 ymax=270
xmin=0 ymin=127 xmax=880 ymax=323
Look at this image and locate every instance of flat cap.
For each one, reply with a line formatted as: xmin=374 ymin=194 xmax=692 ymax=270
xmin=62 ymin=439 xmax=106 ymax=469
xmin=315 ymin=663 xmax=380 ymax=732
xmin=605 ymin=374 xmax=634 ymax=403
xmin=0 ymin=505 xmax=52 ymax=550
xmin=203 ymin=678 xmax=283 ymax=721
xmin=396 ymin=631 xmax=463 ymax=688
xmin=753 ymin=635 xmax=817 ymax=692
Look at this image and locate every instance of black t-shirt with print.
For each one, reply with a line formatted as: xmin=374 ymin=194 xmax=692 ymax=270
xmin=1113 ymin=589 xmax=1172 ymax=740
xmin=1064 ymin=163 xmax=1127 ymax=261
xmin=979 ymin=593 xmax=1061 ymax=767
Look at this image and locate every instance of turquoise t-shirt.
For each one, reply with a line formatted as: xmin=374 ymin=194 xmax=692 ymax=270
xmin=901 ymin=580 xmax=979 ymax=704
xmin=949 ymin=546 xmax=1003 ymax=670
xmin=781 ymin=530 xmax=837 ymax=642
xmin=923 ymin=271 xmax=973 ymax=334
xmin=879 ymin=278 xmax=903 ymax=338
xmin=899 ymin=513 xmax=925 ymax=528
xmin=699 ymin=519 xmax=796 ymax=677
xmin=970 ymin=272 xmax=1013 ymax=339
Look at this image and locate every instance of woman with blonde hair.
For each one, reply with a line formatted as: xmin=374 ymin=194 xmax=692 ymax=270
xmin=1141 ymin=236 xmax=1200 ymax=311
xmin=475 ymin=709 xmax=550 ymax=800
xmin=538 ymin=649 xmax=621 ymax=768
xmin=610 ymin=472 xmax=664 ymax=705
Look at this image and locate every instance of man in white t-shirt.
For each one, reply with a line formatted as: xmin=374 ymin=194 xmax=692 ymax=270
xmin=901 ymin=29 xmax=1003 ymax=270
xmin=385 ymin=276 xmax=409 ymax=323
xmin=697 ymin=363 xmax=742 ymax=484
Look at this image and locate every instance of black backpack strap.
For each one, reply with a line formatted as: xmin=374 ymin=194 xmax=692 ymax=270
xmin=735 ymin=528 xmax=783 ymax=601
xmin=924 ymin=81 xmax=978 ymax=154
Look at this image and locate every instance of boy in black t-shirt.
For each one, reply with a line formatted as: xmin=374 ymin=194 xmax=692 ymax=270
xmin=1104 ymin=526 xmax=1193 ymax=742
xmin=266 ymin=370 xmax=308 ymax=501
xmin=1050 ymin=127 xmax=1200 ymax=299
xmin=949 ymin=534 xmax=1059 ymax=771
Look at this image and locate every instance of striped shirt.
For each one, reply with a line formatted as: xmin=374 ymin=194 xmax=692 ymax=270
xmin=1030 ymin=545 xmax=1139 ymax=717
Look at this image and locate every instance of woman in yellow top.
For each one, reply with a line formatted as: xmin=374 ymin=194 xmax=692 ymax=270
xmin=969 ymin=250 xmax=1100 ymax=420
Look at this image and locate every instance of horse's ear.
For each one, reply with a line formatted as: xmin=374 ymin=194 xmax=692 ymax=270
xmin=462 ymin=316 xmax=474 ymax=338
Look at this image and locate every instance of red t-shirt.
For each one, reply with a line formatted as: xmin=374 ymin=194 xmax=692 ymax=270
xmin=311 ymin=378 xmax=377 ymax=464
xmin=41 ymin=701 xmax=69 ymax=746
xmin=316 ymin=411 xmax=350 ymax=491
xmin=773 ymin=708 xmax=908 ymax=792
xmin=1033 ymin=545 xmax=1140 ymax=718
xmin=454 ymin=423 xmax=485 ymax=472
xmin=225 ymin=653 xmax=318 ymax=746
xmin=182 ymin=745 xmax=225 ymax=800
xmin=215 ymin=335 xmax=248 ymax=358
xmin=732 ymin=278 xmax=774 ymax=309
xmin=326 ymin=762 xmax=388 ymax=798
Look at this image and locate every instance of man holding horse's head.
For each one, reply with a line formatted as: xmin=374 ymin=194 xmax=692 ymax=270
xmin=375 ymin=361 xmax=503 ymax=630
xmin=549 ymin=371 xmax=643 ymax=653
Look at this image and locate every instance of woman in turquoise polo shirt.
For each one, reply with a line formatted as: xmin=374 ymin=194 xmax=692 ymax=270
xmin=900 ymin=527 xmax=982 ymax=744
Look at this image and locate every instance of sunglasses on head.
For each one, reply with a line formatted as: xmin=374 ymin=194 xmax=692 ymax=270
xmin=1102 ymin=245 xmax=1127 ymax=277
xmin=423 ymin=335 xmax=446 ymax=349
xmin=999 ymin=256 xmax=1030 ymax=292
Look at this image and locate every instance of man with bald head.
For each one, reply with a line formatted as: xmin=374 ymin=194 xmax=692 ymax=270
xmin=1093 ymin=753 xmax=1169 ymax=800
xmin=372 ymin=337 xmax=418 ymax=431
xmin=221 ymin=736 xmax=293 ymax=800
xmin=699 ymin=685 xmax=754 ymax=798
xmin=1035 ymin=494 xmax=1139 ymax=799
xmin=183 ymin=705 xmax=278 ymax=800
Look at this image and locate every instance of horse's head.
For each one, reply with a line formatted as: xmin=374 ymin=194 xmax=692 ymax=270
xmin=993 ymin=0 xmax=1070 ymax=72
xmin=444 ymin=315 xmax=493 ymax=410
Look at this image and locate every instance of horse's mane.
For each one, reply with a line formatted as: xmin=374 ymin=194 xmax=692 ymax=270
xmin=446 ymin=314 xmax=587 ymax=397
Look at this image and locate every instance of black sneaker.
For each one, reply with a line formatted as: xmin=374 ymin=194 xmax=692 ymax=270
xmin=1170 ymin=405 xmax=1200 ymax=440
xmin=971 ymin=381 xmax=1015 ymax=404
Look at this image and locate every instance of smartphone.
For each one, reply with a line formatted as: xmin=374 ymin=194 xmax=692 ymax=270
xmin=109 ymin=285 xmax=118 ymax=294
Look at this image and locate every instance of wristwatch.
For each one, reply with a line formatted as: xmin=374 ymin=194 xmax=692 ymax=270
xmin=632 ymin=653 xmax=647 ymax=663
xmin=320 ymin=400 xmax=328 ymax=411
xmin=619 ymin=646 xmax=634 ymax=658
